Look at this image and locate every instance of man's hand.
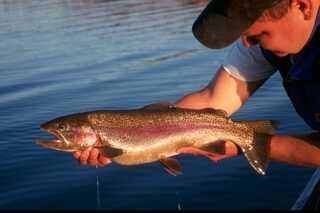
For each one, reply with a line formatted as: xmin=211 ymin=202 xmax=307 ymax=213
xmin=73 ymin=148 xmax=111 ymax=166
xmin=177 ymin=140 xmax=240 ymax=162
xmin=73 ymin=141 xmax=239 ymax=166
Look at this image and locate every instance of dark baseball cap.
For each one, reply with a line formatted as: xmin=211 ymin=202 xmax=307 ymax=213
xmin=192 ymin=0 xmax=283 ymax=49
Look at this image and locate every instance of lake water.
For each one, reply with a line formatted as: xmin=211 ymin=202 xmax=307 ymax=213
xmin=0 ymin=0 xmax=316 ymax=210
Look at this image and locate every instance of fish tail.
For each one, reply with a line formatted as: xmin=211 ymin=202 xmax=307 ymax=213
xmin=242 ymin=132 xmax=272 ymax=175
xmin=237 ymin=120 xmax=278 ymax=175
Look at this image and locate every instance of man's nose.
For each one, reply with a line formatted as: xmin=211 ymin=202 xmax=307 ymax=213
xmin=241 ymin=35 xmax=259 ymax=48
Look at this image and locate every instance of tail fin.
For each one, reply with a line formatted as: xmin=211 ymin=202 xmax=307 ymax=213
xmin=234 ymin=120 xmax=277 ymax=175
xmin=242 ymin=133 xmax=272 ymax=175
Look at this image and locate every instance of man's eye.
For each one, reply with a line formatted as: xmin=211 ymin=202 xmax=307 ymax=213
xmin=247 ymin=36 xmax=259 ymax=45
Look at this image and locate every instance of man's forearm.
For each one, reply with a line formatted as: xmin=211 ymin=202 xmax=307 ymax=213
xmin=175 ymin=68 xmax=266 ymax=116
xmin=173 ymin=68 xmax=320 ymax=168
xmin=175 ymin=90 xmax=212 ymax=109
xmin=270 ymin=133 xmax=320 ymax=167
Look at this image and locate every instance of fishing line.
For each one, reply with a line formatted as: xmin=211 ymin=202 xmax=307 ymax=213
xmin=95 ymin=165 xmax=101 ymax=209
xmin=175 ymin=182 xmax=184 ymax=211
xmin=176 ymin=190 xmax=182 ymax=211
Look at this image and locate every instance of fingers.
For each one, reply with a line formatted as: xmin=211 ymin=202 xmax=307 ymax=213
xmin=98 ymin=154 xmax=112 ymax=166
xmin=73 ymin=151 xmax=81 ymax=159
xmin=206 ymin=154 xmax=230 ymax=162
xmin=178 ymin=147 xmax=225 ymax=162
xmin=88 ymin=148 xmax=100 ymax=165
xmin=73 ymin=148 xmax=111 ymax=167
xmin=79 ymin=148 xmax=92 ymax=165
xmin=178 ymin=147 xmax=208 ymax=156
xmin=89 ymin=148 xmax=112 ymax=166
xmin=177 ymin=141 xmax=237 ymax=162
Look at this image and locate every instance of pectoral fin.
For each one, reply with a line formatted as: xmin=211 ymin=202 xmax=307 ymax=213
xmin=159 ymin=157 xmax=182 ymax=176
xmin=99 ymin=146 xmax=123 ymax=158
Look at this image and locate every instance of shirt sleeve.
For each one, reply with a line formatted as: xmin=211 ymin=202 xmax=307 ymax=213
xmin=222 ymin=39 xmax=277 ymax=82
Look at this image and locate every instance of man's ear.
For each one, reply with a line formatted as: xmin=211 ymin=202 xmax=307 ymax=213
xmin=290 ymin=0 xmax=313 ymax=20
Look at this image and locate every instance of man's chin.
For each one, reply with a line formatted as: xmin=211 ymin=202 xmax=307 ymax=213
xmin=272 ymin=51 xmax=289 ymax=57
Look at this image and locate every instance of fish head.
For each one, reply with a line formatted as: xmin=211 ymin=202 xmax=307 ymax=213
xmin=36 ymin=113 xmax=99 ymax=152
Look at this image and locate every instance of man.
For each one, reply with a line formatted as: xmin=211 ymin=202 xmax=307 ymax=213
xmin=74 ymin=0 xmax=320 ymax=169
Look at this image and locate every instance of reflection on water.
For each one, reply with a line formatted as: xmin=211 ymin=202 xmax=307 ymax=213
xmin=0 ymin=0 xmax=315 ymax=210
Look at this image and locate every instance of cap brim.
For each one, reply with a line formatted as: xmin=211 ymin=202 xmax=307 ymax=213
xmin=192 ymin=0 xmax=281 ymax=49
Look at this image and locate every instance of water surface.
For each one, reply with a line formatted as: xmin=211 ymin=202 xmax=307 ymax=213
xmin=0 ymin=0 xmax=315 ymax=210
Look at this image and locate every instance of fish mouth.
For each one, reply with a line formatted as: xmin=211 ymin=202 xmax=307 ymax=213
xmin=35 ymin=127 xmax=76 ymax=152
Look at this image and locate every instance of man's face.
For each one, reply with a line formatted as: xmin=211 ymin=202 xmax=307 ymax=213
xmin=240 ymin=3 xmax=315 ymax=57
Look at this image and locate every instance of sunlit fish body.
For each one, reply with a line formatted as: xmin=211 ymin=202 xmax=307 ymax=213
xmin=36 ymin=103 xmax=277 ymax=176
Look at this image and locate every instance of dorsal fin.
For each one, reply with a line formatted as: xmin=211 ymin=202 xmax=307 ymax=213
xmin=236 ymin=120 xmax=278 ymax=134
xmin=200 ymin=108 xmax=228 ymax=117
xmin=140 ymin=102 xmax=176 ymax=110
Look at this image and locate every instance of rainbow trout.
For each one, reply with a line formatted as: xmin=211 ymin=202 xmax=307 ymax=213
xmin=36 ymin=102 xmax=277 ymax=175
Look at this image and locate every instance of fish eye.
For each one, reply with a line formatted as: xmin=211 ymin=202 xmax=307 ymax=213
xmin=57 ymin=124 xmax=66 ymax=131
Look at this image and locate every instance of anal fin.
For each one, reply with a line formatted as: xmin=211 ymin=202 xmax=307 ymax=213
xmin=159 ymin=157 xmax=182 ymax=176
